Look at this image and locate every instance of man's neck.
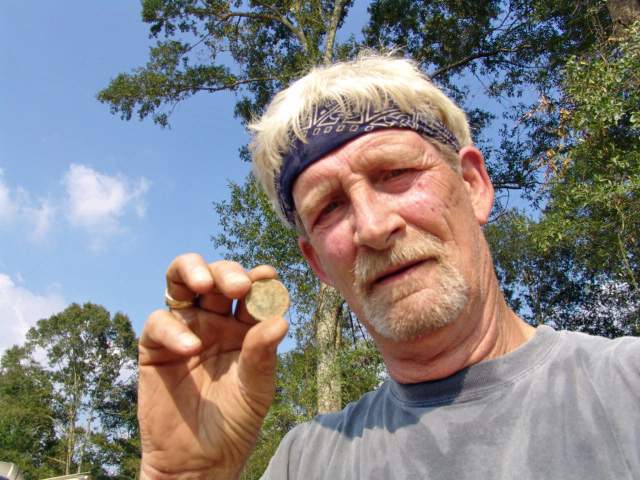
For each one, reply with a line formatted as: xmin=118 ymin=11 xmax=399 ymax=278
xmin=375 ymin=272 xmax=536 ymax=384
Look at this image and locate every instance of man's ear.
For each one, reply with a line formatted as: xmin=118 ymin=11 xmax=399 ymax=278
xmin=458 ymin=146 xmax=494 ymax=225
xmin=298 ymin=236 xmax=333 ymax=286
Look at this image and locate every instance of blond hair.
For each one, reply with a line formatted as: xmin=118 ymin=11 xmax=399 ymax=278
xmin=249 ymin=52 xmax=472 ymax=224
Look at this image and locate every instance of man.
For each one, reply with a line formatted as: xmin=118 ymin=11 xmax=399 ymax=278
xmin=138 ymin=55 xmax=639 ymax=479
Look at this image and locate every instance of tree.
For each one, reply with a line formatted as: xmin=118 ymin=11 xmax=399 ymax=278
xmin=538 ymin=19 xmax=640 ymax=288
xmin=485 ymin=210 xmax=638 ymax=337
xmin=364 ymin=0 xmax=616 ymax=203
xmin=98 ymin=0 xmax=358 ymax=128
xmin=527 ymin=19 xmax=639 ymax=336
xmin=0 ymin=346 xmax=59 ymax=479
xmin=25 ymin=303 xmax=139 ymax=478
xmin=99 ymin=0 xmax=368 ymax=416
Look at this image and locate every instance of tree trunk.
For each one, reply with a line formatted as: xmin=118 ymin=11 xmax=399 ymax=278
xmin=312 ymin=1 xmax=348 ymax=417
xmin=65 ymin=409 xmax=75 ymax=475
xmin=315 ymin=283 xmax=343 ymax=414
xmin=322 ymin=0 xmax=346 ymax=65
xmin=77 ymin=409 xmax=95 ymax=473
xmin=607 ymin=0 xmax=640 ymax=36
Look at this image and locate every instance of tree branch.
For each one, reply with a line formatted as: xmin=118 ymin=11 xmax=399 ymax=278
xmin=185 ymin=76 xmax=278 ymax=93
xmin=251 ymin=0 xmax=309 ymax=52
xmin=429 ymin=45 xmax=532 ymax=80
xmin=322 ymin=0 xmax=347 ymax=65
xmin=217 ymin=10 xmax=282 ymax=25
xmin=45 ymin=455 xmax=67 ymax=466
xmin=183 ymin=3 xmax=291 ymax=37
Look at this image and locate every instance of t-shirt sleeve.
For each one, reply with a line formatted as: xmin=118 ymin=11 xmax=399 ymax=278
xmin=589 ymin=335 xmax=640 ymax=469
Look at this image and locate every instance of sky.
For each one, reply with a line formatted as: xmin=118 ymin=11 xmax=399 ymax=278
xmin=0 ymin=1 xmax=252 ymax=353
xmin=0 ymin=1 xmax=373 ymax=355
xmin=0 ymin=1 xmax=529 ymax=356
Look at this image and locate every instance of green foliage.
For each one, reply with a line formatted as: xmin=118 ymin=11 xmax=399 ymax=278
xmin=98 ymin=0 xmax=357 ymax=126
xmin=484 ymin=18 xmax=640 ymax=338
xmin=0 ymin=346 xmax=59 ymax=479
xmin=487 ymin=211 xmax=572 ymax=325
xmin=0 ymin=303 xmax=141 ymax=478
xmin=364 ymin=0 xmax=611 ymax=198
xmin=338 ymin=335 xmax=384 ymax=407
xmin=487 ymin=210 xmax=638 ymax=338
xmin=537 ymin=21 xmax=640 ymax=291
xmin=98 ymin=44 xmax=234 ymax=127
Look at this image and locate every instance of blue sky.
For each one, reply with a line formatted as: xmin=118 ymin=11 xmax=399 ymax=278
xmin=0 ymin=1 xmax=374 ymax=353
xmin=0 ymin=1 xmax=528 ymax=354
xmin=0 ymin=1 xmax=255 ymax=351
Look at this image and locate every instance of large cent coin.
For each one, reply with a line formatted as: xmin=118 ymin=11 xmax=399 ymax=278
xmin=246 ymin=279 xmax=290 ymax=321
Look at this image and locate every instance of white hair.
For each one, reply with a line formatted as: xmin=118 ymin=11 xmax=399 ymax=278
xmin=249 ymin=52 xmax=472 ymax=224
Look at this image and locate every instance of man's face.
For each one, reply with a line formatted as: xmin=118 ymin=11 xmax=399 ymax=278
xmin=293 ymin=129 xmax=492 ymax=342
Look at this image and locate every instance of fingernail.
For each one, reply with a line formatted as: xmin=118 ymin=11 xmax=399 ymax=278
xmin=227 ymin=272 xmax=249 ymax=286
xmin=178 ymin=332 xmax=200 ymax=349
xmin=193 ymin=267 xmax=211 ymax=283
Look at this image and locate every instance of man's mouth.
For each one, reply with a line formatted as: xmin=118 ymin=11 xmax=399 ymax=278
xmin=371 ymin=259 xmax=430 ymax=287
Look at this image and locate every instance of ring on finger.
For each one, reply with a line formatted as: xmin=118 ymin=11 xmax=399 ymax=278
xmin=165 ymin=288 xmax=199 ymax=310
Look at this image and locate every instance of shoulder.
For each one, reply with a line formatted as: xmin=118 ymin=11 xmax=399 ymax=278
xmin=553 ymin=327 xmax=639 ymax=366
xmin=261 ymin=383 xmax=389 ymax=478
xmin=548 ymin=327 xmax=640 ymax=393
xmin=313 ymin=384 xmax=388 ymax=434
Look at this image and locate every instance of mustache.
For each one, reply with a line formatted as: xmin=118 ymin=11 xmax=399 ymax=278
xmin=353 ymin=232 xmax=445 ymax=289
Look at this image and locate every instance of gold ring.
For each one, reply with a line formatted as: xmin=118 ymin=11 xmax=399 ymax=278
xmin=165 ymin=288 xmax=198 ymax=310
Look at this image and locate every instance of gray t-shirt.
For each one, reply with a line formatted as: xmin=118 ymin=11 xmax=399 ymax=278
xmin=261 ymin=326 xmax=639 ymax=479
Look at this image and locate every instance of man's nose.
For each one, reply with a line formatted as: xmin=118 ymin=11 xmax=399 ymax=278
xmin=352 ymin=189 xmax=405 ymax=250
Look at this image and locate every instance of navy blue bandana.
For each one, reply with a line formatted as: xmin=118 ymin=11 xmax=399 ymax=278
xmin=276 ymin=101 xmax=461 ymax=226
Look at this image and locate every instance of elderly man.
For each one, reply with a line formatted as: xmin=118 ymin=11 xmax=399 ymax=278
xmin=138 ymin=55 xmax=639 ymax=479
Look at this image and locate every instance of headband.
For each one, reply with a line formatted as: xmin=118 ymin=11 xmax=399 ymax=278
xmin=276 ymin=101 xmax=461 ymax=226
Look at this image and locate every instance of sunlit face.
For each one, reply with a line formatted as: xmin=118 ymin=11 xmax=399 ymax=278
xmin=293 ymin=130 xmax=489 ymax=342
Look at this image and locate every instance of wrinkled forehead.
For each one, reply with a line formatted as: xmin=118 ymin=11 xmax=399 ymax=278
xmin=292 ymin=130 xmax=433 ymax=219
xmin=276 ymin=101 xmax=460 ymax=227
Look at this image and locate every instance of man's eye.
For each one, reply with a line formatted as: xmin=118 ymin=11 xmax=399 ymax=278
xmin=380 ymin=169 xmax=414 ymax=182
xmin=314 ymin=200 xmax=341 ymax=225
xmin=320 ymin=200 xmax=340 ymax=217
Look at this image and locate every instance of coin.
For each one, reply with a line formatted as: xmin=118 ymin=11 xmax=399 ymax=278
xmin=245 ymin=279 xmax=290 ymax=321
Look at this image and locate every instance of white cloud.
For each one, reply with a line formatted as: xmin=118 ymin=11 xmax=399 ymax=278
xmin=64 ymin=164 xmax=150 ymax=235
xmin=0 ymin=171 xmax=56 ymax=240
xmin=0 ymin=165 xmax=150 ymax=249
xmin=0 ymin=170 xmax=18 ymax=222
xmin=0 ymin=273 xmax=66 ymax=354
xmin=24 ymin=200 xmax=56 ymax=240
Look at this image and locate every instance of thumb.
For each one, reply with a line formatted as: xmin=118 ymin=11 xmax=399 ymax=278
xmin=237 ymin=316 xmax=289 ymax=397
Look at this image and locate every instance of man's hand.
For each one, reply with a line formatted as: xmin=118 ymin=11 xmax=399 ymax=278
xmin=138 ymin=254 xmax=289 ymax=479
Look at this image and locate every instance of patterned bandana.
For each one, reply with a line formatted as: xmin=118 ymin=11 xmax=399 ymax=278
xmin=276 ymin=101 xmax=461 ymax=226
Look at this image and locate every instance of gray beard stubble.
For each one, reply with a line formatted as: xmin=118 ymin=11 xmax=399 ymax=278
xmin=353 ymin=231 xmax=469 ymax=341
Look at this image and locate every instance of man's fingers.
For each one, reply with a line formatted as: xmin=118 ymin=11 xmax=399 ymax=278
xmin=198 ymin=292 xmax=233 ymax=314
xmin=140 ymin=307 xmax=256 ymax=365
xmin=208 ymin=261 xmax=252 ymax=298
xmin=237 ymin=316 xmax=289 ymax=393
xmin=248 ymin=264 xmax=278 ymax=281
xmin=166 ymin=256 xmax=278 ymax=309
xmin=200 ymin=263 xmax=275 ymax=320
xmin=139 ymin=310 xmax=202 ymax=364
xmin=166 ymin=253 xmax=214 ymax=300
